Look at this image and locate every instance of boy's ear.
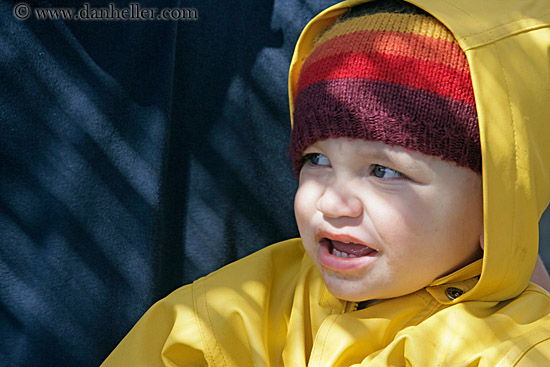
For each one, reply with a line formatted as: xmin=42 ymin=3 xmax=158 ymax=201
xmin=479 ymin=231 xmax=485 ymax=250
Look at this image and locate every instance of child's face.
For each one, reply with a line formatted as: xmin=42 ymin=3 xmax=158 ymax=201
xmin=294 ymin=138 xmax=483 ymax=302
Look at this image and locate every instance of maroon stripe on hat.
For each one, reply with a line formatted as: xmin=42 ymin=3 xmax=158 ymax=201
xmin=290 ymin=78 xmax=480 ymax=174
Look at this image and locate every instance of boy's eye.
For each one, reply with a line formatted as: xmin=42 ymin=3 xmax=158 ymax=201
xmin=302 ymin=153 xmax=331 ymax=167
xmin=372 ymin=165 xmax=403 ymax=179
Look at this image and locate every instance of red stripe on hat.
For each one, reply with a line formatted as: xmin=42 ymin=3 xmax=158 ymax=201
xmin=298 ymin=52 xmax=475 ymax=105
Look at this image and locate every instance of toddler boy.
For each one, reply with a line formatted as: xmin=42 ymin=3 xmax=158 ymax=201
xmin=102 ymin=0 xmax=550 ymax=365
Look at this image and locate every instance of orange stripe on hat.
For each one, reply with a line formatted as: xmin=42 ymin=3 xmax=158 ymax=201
xmin=315 ymin=12 xmax=456 ymax=45
xmin=302 ymin=30 xmax=468 ymax=74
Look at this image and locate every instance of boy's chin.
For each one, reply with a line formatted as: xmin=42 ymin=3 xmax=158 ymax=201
xmin=327 ymin=288 xmax=373 ymax=303
xmin=321 ymin=271 xmax=420 ymax=302
xmin=321 ymin=272 xmax=378 ymax=303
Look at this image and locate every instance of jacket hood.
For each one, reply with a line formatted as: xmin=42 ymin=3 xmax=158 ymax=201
xmin=289 ymin=0 xmax=550 ymax=302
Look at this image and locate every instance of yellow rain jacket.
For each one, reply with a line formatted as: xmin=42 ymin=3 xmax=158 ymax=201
xmin=102 ymin=0 xmax=550 ymax=365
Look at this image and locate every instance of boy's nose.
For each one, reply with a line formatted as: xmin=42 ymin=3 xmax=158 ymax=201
xmin=316 ymin=184 xmax=362 ymax=218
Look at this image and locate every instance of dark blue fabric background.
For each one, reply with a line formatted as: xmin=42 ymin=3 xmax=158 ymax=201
xmin=1 ymin=1 xmax=549 ymax=366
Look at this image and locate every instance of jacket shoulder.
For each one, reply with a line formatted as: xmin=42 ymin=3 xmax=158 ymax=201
xmin=101 ymin=239 xmax=309 ymax=367
xmin=499 ymin=285 xmax=550 ymax=366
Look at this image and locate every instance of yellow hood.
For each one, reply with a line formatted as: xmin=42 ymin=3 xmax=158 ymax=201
xmin=289 ymin=0 xmax=550 ymax=302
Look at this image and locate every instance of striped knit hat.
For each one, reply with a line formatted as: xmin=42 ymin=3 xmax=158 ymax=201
xmin=289 ymin=0 xmax=481 ymax=174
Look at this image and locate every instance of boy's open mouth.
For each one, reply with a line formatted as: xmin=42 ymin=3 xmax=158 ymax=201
xmin=322 ymin=238 xmax=378 ymax=258
xmin=316 ymin=235 xmax=379 ymax=271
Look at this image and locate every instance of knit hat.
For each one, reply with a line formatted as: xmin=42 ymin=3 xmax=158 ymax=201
xmin=289 ymin=0 xmax=481 ymax=174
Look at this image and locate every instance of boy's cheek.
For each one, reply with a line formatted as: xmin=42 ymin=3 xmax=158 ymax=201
xmin=294 ymin=186 xmax=312 ymax=229
xmin=294 ymin=183 xmax=321 ymax=239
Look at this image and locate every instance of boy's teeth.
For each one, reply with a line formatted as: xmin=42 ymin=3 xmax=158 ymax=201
xmin=332 ymin=248 xmax=358 ymax=258
xmin=330 ymin=239 xmax=374 ymax=257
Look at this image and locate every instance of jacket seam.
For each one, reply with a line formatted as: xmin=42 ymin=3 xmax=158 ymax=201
xmin=309 ymin=314 xmax=341 ymax=366
xmin=461 ymin=23 xmax=550 ymax=51
xmin=436 ymin=0 xmax=550 ymax=48
xmin=193 ymin=278 xmax=228 ymax=367
xmin=488 ymin=33 xmax=518 ymax=298
xmin=460 ymin=17 xmax=550 ymax=43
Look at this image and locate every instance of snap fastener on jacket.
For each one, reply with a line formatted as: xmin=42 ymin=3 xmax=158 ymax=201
xmin=445 ymin=287 xmax=464 ymax=300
